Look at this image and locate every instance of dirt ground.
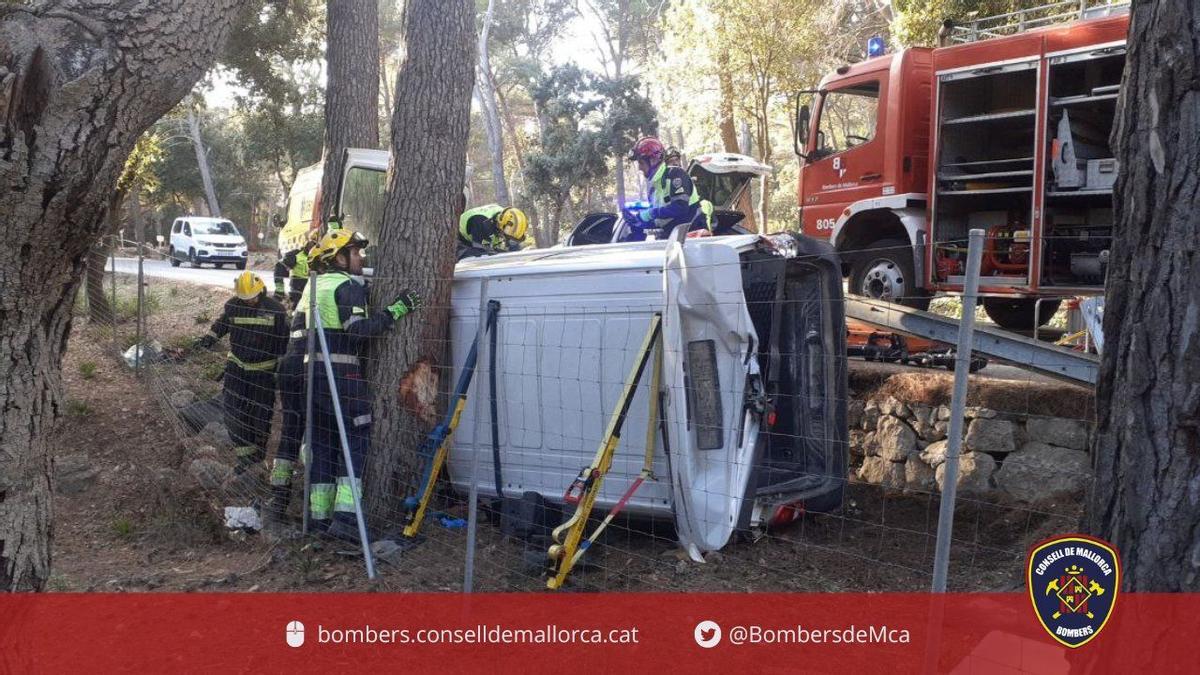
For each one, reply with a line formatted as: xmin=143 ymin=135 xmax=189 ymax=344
xmin=48 ymin=273 xmax=1085 ymax=593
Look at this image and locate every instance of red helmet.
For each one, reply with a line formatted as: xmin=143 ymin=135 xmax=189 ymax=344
xmin=628 ymin=136 xmax=665 ymax=163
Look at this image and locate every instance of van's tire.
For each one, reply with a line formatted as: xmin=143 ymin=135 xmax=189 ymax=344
xmin=847 ymin=238 xmax=930 ymax=310
xmin=169 ymin=247 xmax=180 ymax=267
xmin=188 ymin=248 xmax=201 ymax=268
xmin=235 ymin=260 xmax=247 ymax=270
xmin=983 ymin=297 xmax=1060 ymax=331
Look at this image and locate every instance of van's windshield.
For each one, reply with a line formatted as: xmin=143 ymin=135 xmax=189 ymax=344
xmin=193 ymin=220 xmax=239 ymax=236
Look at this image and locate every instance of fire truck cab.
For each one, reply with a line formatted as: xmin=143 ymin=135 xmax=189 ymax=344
xmin=794 ymin=2 xmax=1129 ymax=329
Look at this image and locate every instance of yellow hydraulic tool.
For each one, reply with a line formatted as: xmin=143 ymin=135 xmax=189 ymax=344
xmin=547 ymin=314 xmax=663 ymax=590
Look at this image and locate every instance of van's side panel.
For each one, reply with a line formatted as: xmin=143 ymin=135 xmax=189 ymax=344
xmin=446 ymin=263 xmax=675 ymax=516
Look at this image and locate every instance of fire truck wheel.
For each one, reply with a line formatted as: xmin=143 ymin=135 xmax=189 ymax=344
xmin=848 ymin=239 xmax=930 ymax=310
xmin=982 ymin=297 xmax=1061 ymax=330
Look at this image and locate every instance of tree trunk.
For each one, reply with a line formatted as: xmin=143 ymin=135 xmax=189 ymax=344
xmin=0 ymin=0 xmax=245 ymax=592
xmin=187 ymin=105 xmax=221 ymax=217
xmin=85 ymin=194 xmax=122 ymax=323
xmin=476 ymin=0 xmax=509 ymax=204
xmin=365 ymin=0 xmax=474 ymax=521
xmin=1087 ymin=0 xmax=1200 ymax=591
xmin=318 ymin=0 xmax=380 ymax=221
xmin=717 ymin=48 xmax=740 ymax=153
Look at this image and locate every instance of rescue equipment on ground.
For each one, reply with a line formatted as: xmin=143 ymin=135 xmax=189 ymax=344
xmin=547 ymin=313 xmax=664 ymax=590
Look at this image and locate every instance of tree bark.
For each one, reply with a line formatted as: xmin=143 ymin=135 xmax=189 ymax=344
xmin=476 ymin=0 xmax=509 ymax=204
xmin=85 ymin=193 xmax=122 ymax=323
xmin=318 ymin=0 xmax=380 ymax=221
xmin=365 ymin=0 xmax=474 ymax=521
xmin=0 ymin=0 xmax=245 ymax=592
xmin=1087 ymin=0 xmax=1200 ymax=591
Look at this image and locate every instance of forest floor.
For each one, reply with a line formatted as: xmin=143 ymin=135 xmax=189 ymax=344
xmin=48 ymin=273 xmax=1083 ymax=593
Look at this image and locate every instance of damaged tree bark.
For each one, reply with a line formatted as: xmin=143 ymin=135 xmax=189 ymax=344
xmin=0 ymin=0 xmax=245 ymax=592
xmin=1087 ymin=0 xmax=1200 ymax=591
xmin=365 ymin=0 xmax=475 ymax=521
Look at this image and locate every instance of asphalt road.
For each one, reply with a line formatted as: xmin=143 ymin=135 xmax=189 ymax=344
xmin=115 ymin=257 xmax=1066 ymax=386
xmin=112 ymin=257 xmax=271 ymax=289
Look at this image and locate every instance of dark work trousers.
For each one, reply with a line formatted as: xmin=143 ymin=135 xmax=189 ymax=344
xmin=275 ymin=354 xmax=306 ymax=471
xmin=223 ymin=362 xmax=277 ymax=467
xmin=310 ymin=364 xmax=373 ymax=525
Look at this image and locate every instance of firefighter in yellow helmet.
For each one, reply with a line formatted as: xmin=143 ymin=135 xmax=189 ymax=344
xmin=194 ymin=272 xmax=289 ymax=473
xmin=457 ymin=205 xmax=532 ymax=260
xmin=297 ymin=227 xmax=420 ymax=540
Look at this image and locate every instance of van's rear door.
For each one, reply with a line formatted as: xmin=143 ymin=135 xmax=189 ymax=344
xmin=662 ymin=237 xmax=761 ymax=558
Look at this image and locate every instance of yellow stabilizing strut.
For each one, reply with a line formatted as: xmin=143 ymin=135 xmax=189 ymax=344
xmin=402 ymin=396 xmax=470 ymax=538
xmin=547 ymin=314 xmax=663 ymax=590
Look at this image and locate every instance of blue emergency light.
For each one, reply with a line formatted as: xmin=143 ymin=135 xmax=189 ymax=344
xmin=867 ymin=35 xmax=886 ymax=58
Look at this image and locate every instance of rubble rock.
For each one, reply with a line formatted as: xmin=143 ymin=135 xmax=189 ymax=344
xmin=936 ymin=405 xmax=951 ymax=421
xmin=849 ymin=430 xmax=868 ymax=457
xmin=55 ymin=453 xmax=99 ymax=495
xmin=188 ymin=458 xmax=233 ymax=492
xmin=934 ymin=420 xmax=949 ymax=438
xmin=995 ymin=442 xmax=1090 ymax=503
xmin=857 ymin=456 xmax=906 ymax=492
xmin=862 ymin=400 xmax=881 ymax=431
xmin=935 ymin=452 xmax=996 ymax=495
xmin=965 ymin=406 xmax=998 ymax=419
xmin=921 ymin=440 xmax=948 ymax=467
xmin=965 ymin=418 xmax=1018 ymax=454
xmin=169 ymin=389 xmax=197 ymax=409
xmin=1024 ymin=417 xmax=1090 ymax=451
xmin=848 ymin=400 xmax=865 ymax=430
xmin=905 ymin=459 xmax=937 ymax=494
xmin=199 ymin=421 xmax=231 ymax=448
xmin=876 ymin=415 xmax=919 ymax=462
xmin=879 ymin=396 xmax=911 ymax=419
xmin=910 ymin=403 xmax=934 ymax=427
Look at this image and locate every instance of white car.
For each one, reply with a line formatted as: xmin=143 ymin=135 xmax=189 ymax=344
xmin=168 ymin=216 xmax=249 ymax=269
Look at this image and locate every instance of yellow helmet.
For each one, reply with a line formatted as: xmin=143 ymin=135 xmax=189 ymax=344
xmin=313 ymin=229 xmax=369 ymax=264
xmin=234 ymin=272 xmax=266 ymax=300
xmin=497 ymin=207 xmax=528 ymax=241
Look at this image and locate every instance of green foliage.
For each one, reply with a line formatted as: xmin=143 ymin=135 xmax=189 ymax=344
xmin=115 ymin=290 xmax=161 ymax=322
xmin=891 ymin=0 xmax=1050 ymax=47
xmin=194 ymin=310 xmax=212 ymax=325
xmin=78 ymin=362 xmax=98 ymax=380
xmin=523 ymin=66 xmax=657 ymax=223
xmin=202 ymin=361 xmax=226 ymax=382
xmin=111 ymin=517 xmax=136 ymax=539
xmin=66 ymin=400 xmax=93 ymax=417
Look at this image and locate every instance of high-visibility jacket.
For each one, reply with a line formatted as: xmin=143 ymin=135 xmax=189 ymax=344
xmin=294 ymin=271 xmax=394 ymax=364
xmin=205 ymin=296 xmax=289 ymax=371
xmin=459 ymin=204 xmax=505 ymax=246
xmin=647 ymin=162 xmax=713 ymax=232
xmin=273 ymin=248 xmax=311 ymax=303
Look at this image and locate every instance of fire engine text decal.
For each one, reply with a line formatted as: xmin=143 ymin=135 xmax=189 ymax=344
xmin=819 ymin=182 xmax=860 ymax=190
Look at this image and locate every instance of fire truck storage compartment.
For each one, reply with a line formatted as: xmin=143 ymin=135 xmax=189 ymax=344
xmin=1041 ymin=47 xmax=1123 ymax=288
xmin=932 ymin=61 xmax=1038 ymax=284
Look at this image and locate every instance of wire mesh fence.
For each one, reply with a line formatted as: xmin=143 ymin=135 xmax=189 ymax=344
xmin=78 ymin=232 xmax=1096 ymax=593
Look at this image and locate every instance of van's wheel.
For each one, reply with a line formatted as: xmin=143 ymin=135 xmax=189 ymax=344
xmin=169 ymin=246 xmax=180 ymax=267
xmin=982 ymin=297 xmax=1060 ymax=331
xmin=188 ymin=248 xmax=201 ymax=268
xmin=848 ymin=238 xmax=930 ymax=310
xmin=235 ymin=260 xmax=247 ymax=270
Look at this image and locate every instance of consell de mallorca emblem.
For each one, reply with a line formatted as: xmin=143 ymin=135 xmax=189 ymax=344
xmin=1026 ymin=534 xmax=1121 ymax=648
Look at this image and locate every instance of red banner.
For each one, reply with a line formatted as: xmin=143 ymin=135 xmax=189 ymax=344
xmin=0 ymin=593 xmax=1192 ymax=672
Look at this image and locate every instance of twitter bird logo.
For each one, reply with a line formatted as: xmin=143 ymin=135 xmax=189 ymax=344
xmin=694 ymin=620 xmax=721 ymax=648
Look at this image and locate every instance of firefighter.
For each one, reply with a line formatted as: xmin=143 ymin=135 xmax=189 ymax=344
xmin=304 ymin=228 xmax=420 ymax=540
xmin=195 ymin=272 xmax=289 ymax=473
xmin=623 ymin=136 xmax=713 ymax=240
xmin=273 ymin=230 xmax=320 ymax=307
xmin=457 ymin=205 xmax=530 ymax=260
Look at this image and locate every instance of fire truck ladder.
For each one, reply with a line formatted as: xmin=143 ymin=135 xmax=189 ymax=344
xmin=948 ymin=0 xmax=1129 ymax=44
xmin=845 ymin=294 xmax=1099 ymax=386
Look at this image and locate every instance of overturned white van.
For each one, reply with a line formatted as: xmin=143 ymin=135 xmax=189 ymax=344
xmin=325 ymin=148 xmax=847 ymax=557
xmin=445 ymin=234 xmax=848 ymax=557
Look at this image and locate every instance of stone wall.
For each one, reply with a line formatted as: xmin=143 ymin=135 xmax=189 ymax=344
xmin=849 ymin=396 xmax=1092 ymax=504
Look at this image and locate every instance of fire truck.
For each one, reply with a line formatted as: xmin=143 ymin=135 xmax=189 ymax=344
xmin=793 ymin=1 xmax=1129 ymax=329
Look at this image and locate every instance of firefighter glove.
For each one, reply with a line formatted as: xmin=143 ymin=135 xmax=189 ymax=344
xmin=388 ymin=289 xmax=421 ymax=320
xmin=194 ymin=334 xmax=217 ymax=351
xmin=637 ymin=207 xmax=655 ymax=223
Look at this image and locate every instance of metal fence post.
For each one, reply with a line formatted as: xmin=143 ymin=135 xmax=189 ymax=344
xmin=931 ymin=228 xmax=984 ymax=592
xmin=464 ymin=278 xmax=491 ymax=593
xmin=135 ymin=227 xmax=145 ymax=376
xmin=302 ymin=270 xmax=317 ymax=535
xmin=312 ymin=304 xmax=376 ymax=580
